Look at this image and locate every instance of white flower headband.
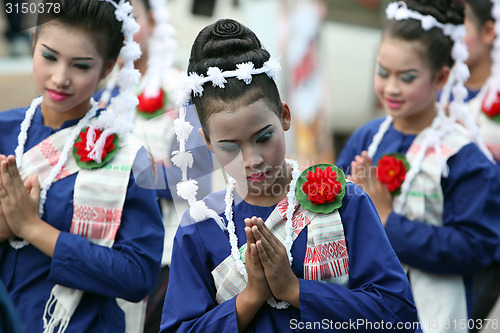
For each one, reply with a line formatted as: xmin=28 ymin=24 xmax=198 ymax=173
xmin=387 ymin=1 xmax=494 ymax=162
xmin=85 ymin=0 xmax=142 ymax=163
xmin=172 ymin=58 xmax=281 ymax=226
xmin=176 ymin=58 xmax=281 ymax=107
xmin=483 ymin=0 xmax=500 ymax=109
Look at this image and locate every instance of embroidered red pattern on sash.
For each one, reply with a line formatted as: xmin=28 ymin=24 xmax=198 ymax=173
xmin=71 ymin=204 xmax=122 ymax=240
xmin=303 ymin=240 xmax=349 ymax=281
xmin=407 ymin=142 xmax=455 ymax=159
xmin=39 ymin=139 xmax=71 ymax=180
xmin=276 ymin=200 xmax=312 ymax=236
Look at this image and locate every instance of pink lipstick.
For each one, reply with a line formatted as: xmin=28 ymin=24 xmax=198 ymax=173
xmin=48 ymin=89 xmax=71 ymax=102
xmin=248 ymin=172 xmax=266 ymax=182
xmin=385 ymin=98 xmax=403 ymax=110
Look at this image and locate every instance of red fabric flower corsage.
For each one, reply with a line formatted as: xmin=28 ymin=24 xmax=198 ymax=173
xmin=481 ymin=91 xmax=500 ymax=123
xmin=73 ymin=127 xmax=119 ymax=169
xmin=296 ymin=164 xmax=346 ymax=214
xmin=376 ymin=153 xmax=409 ymax=195
xmin=137 ymin=88 xmax=167 ymax=119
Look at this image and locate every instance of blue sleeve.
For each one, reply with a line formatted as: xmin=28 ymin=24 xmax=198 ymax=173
xmin=299 ymin=183 xmax=419 ymax=332
xmin=48 ymin=151 xmax=164 ymax=302
xmin=385 ymin=144 xmax=500 ymax=275
xmin=0 ymin=280 xmax=25 ymax=333
xmin=160 ymin=215 xmax=238 ymax=333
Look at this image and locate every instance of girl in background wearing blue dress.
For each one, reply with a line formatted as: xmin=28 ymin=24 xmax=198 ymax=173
xmin=0 ymin=1 xmax=164 ymax=332
xmin=160 ymin=18 xmax=420 ymax=333
xmin=462 ymin=0 xmax=500 ymax=329
xmin=336 ymin=1 xmax=500 ymax=331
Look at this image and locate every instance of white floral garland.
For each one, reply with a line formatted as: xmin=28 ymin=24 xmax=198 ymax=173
xmin=386 ymin=1 xmax=494 ymax=162
xmin=172 ymin=59 xmax=282 ymax=226
xmin=85 ymin=0 xmax=142 ymax=164
xmin=224 ymin=159 xmax=299 ymax=309
xmin=141 ymin=0 xmax=177 ymax=98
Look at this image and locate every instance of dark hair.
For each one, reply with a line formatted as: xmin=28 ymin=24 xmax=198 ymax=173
xmin=35 ymin=0 xmax=125 ymax=64
xmin=383 ymin=0 xmax=465 ymax=74
xmin=188 ymin=19 xmax=282 ymax=138
xmin=464 ymin=0 xmax=494 ymax=28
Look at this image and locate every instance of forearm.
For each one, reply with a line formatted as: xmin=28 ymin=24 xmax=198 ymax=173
xmin=235 ymin=288 xmax=266 ymax=332
xmin=13 ymin=216 xmax=59 ymax=257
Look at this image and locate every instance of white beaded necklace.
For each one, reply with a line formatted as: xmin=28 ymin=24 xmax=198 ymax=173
xmin=224 ymin=159 xmax=299 ymax=309
xmin=9 ymin=96 xmax=99 ymax=249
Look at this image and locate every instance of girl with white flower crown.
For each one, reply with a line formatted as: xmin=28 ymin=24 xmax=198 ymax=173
xmin=160 ymin=18 xmax=419 ymax=333
xmin=462 ymin=0 xmax=500 ymax=329
xmin=336 ymin=0 xmax=500 ymax=332
xmin=94 ymin=1 xmax=213 ymax=332
xmin=0 ymin=0 xmax=164 ymax=332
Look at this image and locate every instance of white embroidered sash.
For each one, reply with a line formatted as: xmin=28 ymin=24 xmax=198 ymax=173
xmin=211 ymin=197 xmax=349 ymax=305
xmin=18 ymin=126 xmax=142 ymax=332
xmin=468 ymin=89 xmax=500 ymax=161
xmin=393 ymin=123 xmax=471 ymax=333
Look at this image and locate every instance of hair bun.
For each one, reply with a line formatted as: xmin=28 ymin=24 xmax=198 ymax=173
xmin=213 ymin=19 xmax=243 ymax=38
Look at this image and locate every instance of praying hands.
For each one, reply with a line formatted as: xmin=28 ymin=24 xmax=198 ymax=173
xmin=244 ymin=216 xmax=300 ymax=309
xmin=0 ymin=155 xmax=41 ymax=241
xmin=347 ymin=151 xmax=392 ymax=226
xmin=0 ymin=155 xmax=59 ymax=256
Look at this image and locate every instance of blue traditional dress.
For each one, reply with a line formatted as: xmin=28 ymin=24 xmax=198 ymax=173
xmin=0 ymin=106 xmax=165 ymax=333
xmin=160 ymin=181 xmax=420 ymax=332
xmin=336 ymin=117 xmax=500 ymax=331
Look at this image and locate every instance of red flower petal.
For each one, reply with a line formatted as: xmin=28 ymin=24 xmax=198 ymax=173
xmin=137 ymin=89 xmax=165 ymax=113
xmin=302 ymin=166 xmax=341 ymax=204
xmin=482 ymin=91 xmax=500 ymax=118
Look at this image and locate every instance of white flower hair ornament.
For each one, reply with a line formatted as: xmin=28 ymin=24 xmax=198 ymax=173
xmin=386 ymin=1 xmax=494 ymax=162
xmin=141 ymin=0 xmax=177 ymax=98
xmin=172 ymin=58 xmax=281 ymax=228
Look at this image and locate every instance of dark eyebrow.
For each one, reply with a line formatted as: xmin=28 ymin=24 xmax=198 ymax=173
xmin=42 ymin=44 xmax=95 ymax=61
xmin=377 ymin=62 xmax=419 ymax=74
xmin=218 ymin=124 xmax=272 ymax=143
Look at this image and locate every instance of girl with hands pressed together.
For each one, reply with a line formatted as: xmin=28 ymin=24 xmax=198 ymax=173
xmin=336 ymin=1 xmax=500 ymax=331
xmin=160 ymin=18 xmax=419 ymax=333
xmin=0 ymin=1 xmax=164 ymax=332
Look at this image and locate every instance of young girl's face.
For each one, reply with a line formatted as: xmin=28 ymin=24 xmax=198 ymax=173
xmin=32 ymin=22 xmax=110 ymax=120
xmin=374 ymin=37 xmax=443 ymax=122
xmin=202 ymin=98 xmax=291 ymax=201
xmin=464 ymin=4 xmax=491 ymax=70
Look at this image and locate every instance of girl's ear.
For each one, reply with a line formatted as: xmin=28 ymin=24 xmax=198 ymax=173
xmin=198 ymin=128 xmax=214 ymax=153
xmin=481 ymin=20 xmax=496 ymax=47
xmin=148 ymin=11 xmax=155 ymax=31
xmin=435 ymin=66 xmax=450 ymax=91
xmin=281 ymin=102 xmax=291 ymax=131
